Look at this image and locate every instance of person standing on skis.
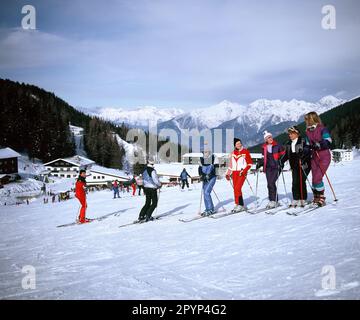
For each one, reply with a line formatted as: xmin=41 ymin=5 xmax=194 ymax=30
xmin=280 ymin=126 xmax=311 ymax=207
xmin=75 ymin=169 xmax=90 ymax=224
xmin=180 ymin=168 xmax=192 ymax=190
xmin=304 ymin=112 xmax=332 ymax=207
xmin=225 ymin=138 xmax=253 ymax=212
xmin=138 ymin=160 xmax=162 ymax=222
xmin=198 ymin=148 xmax=219 ymax=216
xmin=112 ymin=180 xmax=120 ymax=198
xmin=258 ymin=131 xmax=285 ymax=209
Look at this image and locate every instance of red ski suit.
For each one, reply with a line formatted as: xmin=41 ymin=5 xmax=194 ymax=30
xmin=226 ymin=148 xmax=253 ymax=205
xmin=75 ymin=178 xmax=87 ymax=222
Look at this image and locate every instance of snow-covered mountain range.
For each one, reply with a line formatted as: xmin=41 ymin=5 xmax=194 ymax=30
xmin=89 ymin=95 xmax=345 ymax=147
xmin=88 ymin=106 xmax=184 ymax=128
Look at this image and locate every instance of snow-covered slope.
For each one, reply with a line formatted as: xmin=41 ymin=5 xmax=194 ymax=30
xmin=69 ymin=124 xmax=87 ymax=157
xmin=0 ymin=158 xmax=359 ymax=299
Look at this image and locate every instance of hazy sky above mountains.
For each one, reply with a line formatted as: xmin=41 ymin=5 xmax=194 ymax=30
xmin=0 ymin=0 xmax=359 ymax=110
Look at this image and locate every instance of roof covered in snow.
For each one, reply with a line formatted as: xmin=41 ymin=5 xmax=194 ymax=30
xmin=332 ymin=149 xmax=353 ymax=152
xmin=182 ymin=153 xmax=228 ymax=158
xmin=90 ymin=165 xmax=130 ymax=179
xmin=154 ymin=163 xmax=200 ymax=177
xmin=182 ymin=152 xmax=263 ymax=159
xmin=44 ymin=155 xmax=95 ymax=167
xmin=0 ymin=148 xmax=21 ymax=159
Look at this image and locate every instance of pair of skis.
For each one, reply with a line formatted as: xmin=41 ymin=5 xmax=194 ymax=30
xmin=118 ymin=216 xmax=162 ymax=228
xmin=178 ymin=208 xmax=243 ymax=222
xmin=179 ymin=200 xmax=332 ymax=222
xmin=56 ymin=208 xmax=129 ymax=228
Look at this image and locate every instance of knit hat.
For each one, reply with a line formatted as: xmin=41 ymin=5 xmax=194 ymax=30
xmin=233 ymin=138 xmax=242 ymax=146
xmin=263 ymin=130 xmax=272 ymax=141
xmin=287 ymin=126 xmax=300 ymax=134
xmin=147 ymin=160 xmax=155 ymax=167
xmin=79 ymin=169 xmax=86 ymax=174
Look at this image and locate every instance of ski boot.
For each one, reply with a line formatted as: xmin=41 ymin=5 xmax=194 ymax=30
xmin=266 ymin=201 xmax=278 ymax=209
xmin=299 ymin=200 xmax=308 ymax=207
xmin=200 ymin=210 xmax=214 ymax=217
xmin=289 ymin=200 xmax=299 ymax=208
xmin=231 ymin=205 xmax=246 ymax=213
xmin=136 ymin=216 xmax=147 ymax=223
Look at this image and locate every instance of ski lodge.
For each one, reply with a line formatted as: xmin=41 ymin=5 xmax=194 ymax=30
xmin=86 ymin=165 xmax=130 ymax=186
xmin=154 ymin=163 xmax=201 ymax=185
xmin=332 ymin=149 xmax=353 ymax=162
xmin=43 ymin=155 xmax=95 ymax=178
xmin=0 ymin=147 xmax=21 ymax=185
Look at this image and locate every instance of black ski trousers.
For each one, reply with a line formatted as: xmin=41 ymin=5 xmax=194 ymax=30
xmin=139 ymin=188 xmax=158 ymax=219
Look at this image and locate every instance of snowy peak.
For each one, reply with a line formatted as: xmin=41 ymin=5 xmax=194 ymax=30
xmin=93 ymin=106 xmax=184 ymax=127
xmin=317 ymin=95 xmax=345 ymax=108
xmin=172 ymin=100 xmax=245 ymax=130
xmin=88 ymin=95 xmax=345 ymax=146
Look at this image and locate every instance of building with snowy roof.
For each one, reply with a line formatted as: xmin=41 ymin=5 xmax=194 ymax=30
xmin=0 ymin=147 xmax=21 ymax=176
xmin=43 ymin=155 xmax=95 ymax=179
xmin=87 ymin=165 xmax=131 ymax=186
xmin=154 ymin=163 xmax=201 ymax=184
xmin=332 ymin=149 xmax=353 ymax=162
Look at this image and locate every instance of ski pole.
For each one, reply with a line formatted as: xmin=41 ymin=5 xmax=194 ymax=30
xmin=212 ymin=189 xmax=226 ymax=212
xmin=245 ymin=176 xmax=256 ymax=198
xmin=280 ymin=167 xmax=289 ymax=206
xmin=299 ymin=159 xmax=304 ymax=202
xmin=198 ymin=185 xmax=204 ymax=214
xmin=274 ymin=170 xmax=280 ymax=206
xmin=300 ymin=162 xmax=315 ymax=192
xmin=255 ymin=169 xmax=259 ymax=212
xmin=154 ymin=188 xmax=160 ymax=216
xmin=315 ymin=151 xmax=338 ymax=201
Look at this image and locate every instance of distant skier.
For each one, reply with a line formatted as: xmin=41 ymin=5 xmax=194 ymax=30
xmin=138 ymin=161 xmax=162 ymax=222
xmin=280 ymin=126 xmax=311 ymax=207
xmin=258 ymin=131 xmax=285 ymax=209
xmin=304 ymin=112 xmax=332 ymax=207
xmin=75 ymin=169 xmax=90 ymax=224
xmin=112 ymin=180 xmax=120 ymax=198
xmin=198 ymin=149 xmax=219 ymax=216
xmin=131 ymin=176 xmax=137 ymax=196
xmin=180 ymin=168 xmax=192 ymax=190
xmin=225 ymin=138 xmax=253 ymax=212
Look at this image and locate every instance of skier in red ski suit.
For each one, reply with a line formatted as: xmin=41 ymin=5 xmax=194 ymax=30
xmin=75 ymin=169 xmax=89 ymax=223
xmin=225 ymin=138 xmax=253 ymax=212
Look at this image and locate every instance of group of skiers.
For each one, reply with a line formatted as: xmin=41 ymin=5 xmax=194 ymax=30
xmin=74 ymin=111 xmax=332 ymax=224
xmin=112 ymin=176 xmax=144 ymax=198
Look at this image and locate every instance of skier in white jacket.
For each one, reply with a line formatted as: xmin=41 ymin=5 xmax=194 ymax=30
xmin=138 ymin=160 xmax=162 ymax=222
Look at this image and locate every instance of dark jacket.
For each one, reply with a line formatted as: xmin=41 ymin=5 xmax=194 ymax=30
xmin=282 ymin=136 xmax=311 ymax=169
xmin=198 ymin=154 xmax=219 ymax=180
xmin=180 ymin=169 xmax=191 ymax=180
xmin=261 ymin=140 xmax=285 ymax=172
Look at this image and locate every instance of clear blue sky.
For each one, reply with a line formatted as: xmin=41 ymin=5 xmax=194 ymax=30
xmin=0 ymin=0 xmax=359 ymax=110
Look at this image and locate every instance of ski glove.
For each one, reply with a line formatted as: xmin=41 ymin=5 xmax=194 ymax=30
xmin=225 ymin=174 xmax=231 ymax=181
xmin=240 ymin=167 xmax=249 ymax=176
xmin=311 ymin=142 xmax=321 ymax=151
xmin=256 ymin=159 xmax=264 ymax=170
xmin=301 ymin=161 xmax=309 ymax=171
